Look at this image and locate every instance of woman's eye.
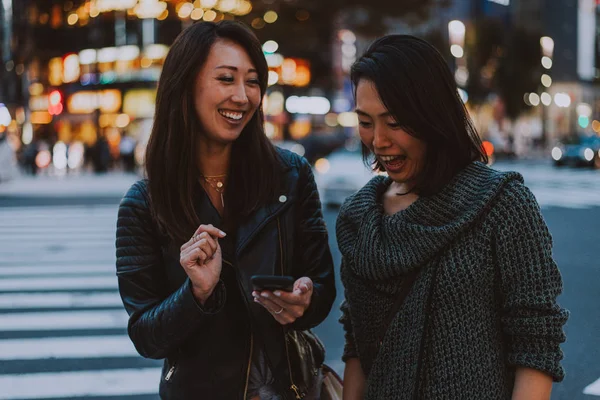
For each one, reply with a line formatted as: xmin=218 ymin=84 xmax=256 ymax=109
xmin=247 ymin=79 xmax=260 ymax=85
xmin=218 ymin=77 xmax=234 ymax=83
xmin=388 ymin=122 xmax=401 ymax=128
xmin=358 ymin=121 xmax=372 ymax=128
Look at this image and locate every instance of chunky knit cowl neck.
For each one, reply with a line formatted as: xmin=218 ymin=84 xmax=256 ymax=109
xmin=337 ymin=161 xmax=522 ymax=283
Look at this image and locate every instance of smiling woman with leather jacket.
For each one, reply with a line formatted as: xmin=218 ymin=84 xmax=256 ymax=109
xmin=115 ymin=21 xmax=336 ymax=400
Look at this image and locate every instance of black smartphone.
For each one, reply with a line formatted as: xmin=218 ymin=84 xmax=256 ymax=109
xmin=251 ymin=275 xmax=295 ymax=292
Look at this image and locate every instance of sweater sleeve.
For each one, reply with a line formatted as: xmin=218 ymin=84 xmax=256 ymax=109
xmin=495 ymin=182 xmax=569 ymax=382
xmin=340 ymin=297 xmax=359 ymax=362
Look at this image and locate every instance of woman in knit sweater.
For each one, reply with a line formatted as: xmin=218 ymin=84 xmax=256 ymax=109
xmin=337 ymin=35 xmax=569 ymax=400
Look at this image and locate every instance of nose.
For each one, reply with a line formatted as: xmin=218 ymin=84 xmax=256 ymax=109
xmin=231 ymin=82 xmax=249 ymax=105
xmin=372 ymin=124 xmax=391 ymax=150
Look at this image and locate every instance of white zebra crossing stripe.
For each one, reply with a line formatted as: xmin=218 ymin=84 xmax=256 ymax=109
xmin=0 ymin=368 xmax=161 ymax=399
xmin=0 ymin=264 xmax=113 ymax=277
xmin=584 ymin=377 xmax=600 ymax=396
xmin=0 ymin=292 xmax=122 ymax=309
xmin=0 ymin=276 xmax=117 ymax=291
xmin=0 ymin=335 xmax=137 ymax=360
xmin=0 ymin=310 xmax=129 ymax=331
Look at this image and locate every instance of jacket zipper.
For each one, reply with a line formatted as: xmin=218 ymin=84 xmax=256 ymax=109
xmin=277 ymin=217 xmax=304 ymax=399
xmin=165 ymin=360 xmax=176 ymax=382
xmin=223 ymin=258 xmax=254 ymax=400
xmin=244 ymin=333 xmax=253 ymax=399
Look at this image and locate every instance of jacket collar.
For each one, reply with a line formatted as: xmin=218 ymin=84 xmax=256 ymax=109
xmin=235 ymin=152 xmax=298 ymax=256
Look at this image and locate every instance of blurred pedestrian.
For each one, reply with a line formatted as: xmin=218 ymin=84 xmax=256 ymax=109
xmin=336 ymin=35 xmax=568 ymax=400
xmin=0 ymin=131 xmax=17 ymax=182
xmin=92 ymin=133 xmax=111 ymax=173
xmin=115 ymin=21 xmax=335 ymax=400
xmin=118 ymin=132 xmax=136 ymax=172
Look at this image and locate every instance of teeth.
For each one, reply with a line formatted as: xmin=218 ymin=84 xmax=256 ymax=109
xmin=219 ymin=110 xmax=243 ymax=120
xmin=380 ymin=155 xmax=405 ymax=162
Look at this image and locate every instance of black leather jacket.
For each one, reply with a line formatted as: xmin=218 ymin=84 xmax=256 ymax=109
xmin=116 ymin=149 xmax=336 ymax=399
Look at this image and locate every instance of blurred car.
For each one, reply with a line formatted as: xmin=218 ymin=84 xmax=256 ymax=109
xmin=552 ymin=134 xmax=600 ymax=168
xmin=313 ymin=140 xmax=381 ymax=208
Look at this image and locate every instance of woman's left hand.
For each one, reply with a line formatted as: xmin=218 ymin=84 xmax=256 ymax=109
xmin=252 ymin=277 xmax=313 ymax=325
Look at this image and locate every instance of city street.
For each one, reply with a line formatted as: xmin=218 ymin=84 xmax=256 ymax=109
xmin=0 ymin=161 xmax=598 ymax=399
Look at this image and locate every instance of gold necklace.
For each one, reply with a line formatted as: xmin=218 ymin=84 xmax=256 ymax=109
xmin=200 ymin=174 xmax=226 ymax=207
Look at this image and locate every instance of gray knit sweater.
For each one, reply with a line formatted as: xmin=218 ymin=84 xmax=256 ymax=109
xmin=336 ymin=162 xmax=568 ymax=399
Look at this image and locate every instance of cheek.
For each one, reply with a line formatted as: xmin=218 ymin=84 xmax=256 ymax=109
xmin=248 ymin=89 xmax=261 ymax=110
xmin=358 ymin=128 xmax=373 ymax=148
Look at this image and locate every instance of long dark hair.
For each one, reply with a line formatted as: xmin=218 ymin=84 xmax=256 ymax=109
xmin=145 ymin=21 xmax=282 ymax=243
xmin=351 ymin=35 xmax=488 ymax=196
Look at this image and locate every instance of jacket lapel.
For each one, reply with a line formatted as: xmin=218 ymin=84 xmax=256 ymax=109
xmin=235 ymin=195 xmax=293 ymax=257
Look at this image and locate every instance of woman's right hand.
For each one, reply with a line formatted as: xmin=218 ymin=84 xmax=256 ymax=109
xmin=179 ymin=224 xmax=226 ymax=304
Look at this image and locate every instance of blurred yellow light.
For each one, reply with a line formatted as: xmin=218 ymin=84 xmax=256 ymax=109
xmin=116 ymin=114 xmax=131 ymax=128
xmin=193 ymin=0 xmax=202 ymax=7
xmin=203 ymin=9 xmax=217 ymax=21
xmin=293 ymin=65 xmax=310 ymax=87
xmin=289 ymin=120 xmax=311 ymax=140
xmin=134 ymin=0 xmax=167 ymax=19
xmin=90 ymin=6 xmax=100 ymax=17
xmin=315 ymin=158 xmax=331 ymax=174
xmin=281 ymin=59 xmax=297 ymax=84
xmin=201 ymin=0 xmax=218 ymax=8
xmin=63 ymin=54 xmax=80 ymax=83
xmin=251 ymin=18 xmax=265 ymax=29
xmin=178 ymin=3 xmax=194 ymax=18
xmin=191 ymin=8 xmax=204 ymax=20
xmin=29 ymin=83 xmax=44 ymax=96
xmin=99 ymin=114 xmax=115 ymax=128
xmin=237 ymin=1 xmax=252 ymax=15
xmin=264 ymin=11 xmax=278 ymax=23
xmin=140 ymin=58 xmax=152 ymax=68
xmin=30 ymin=111 xmax=53 ymax=125
xmin=592 ymin=120 xmax=600 ymax=132
xmin=218 ymin=0 xmax=236 ymax=12
xmin=67 ymin=13 xmax=79 ymax=25
xmin=157 ymin=9 xmax=169 ymax=20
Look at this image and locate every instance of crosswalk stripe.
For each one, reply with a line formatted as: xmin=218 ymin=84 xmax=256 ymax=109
xmin=0 ymin=310 xmax=129 ymax=331
xmin=0 ymin=233 xmax=115 ymax=240
xmin=0 ymin=292 xmax=122 ymax=309
xmin=584 ymin=377 xmax=600 ymax=396
xmin=0 ymin=276 xmax=116 ymax=291
xmin=0 ymin=335 xmax=137 ymax=360
xmin=0 ymin=239 xmax=115 ymax=247
xmin=0 ymin=264 xmax=113 ymax=277
xmin=0 ymin=368 xmax=160 ymax=399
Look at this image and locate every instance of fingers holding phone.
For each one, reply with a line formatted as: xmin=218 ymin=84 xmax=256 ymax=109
xmin=251 ymin=275 xmax=313 ymax=325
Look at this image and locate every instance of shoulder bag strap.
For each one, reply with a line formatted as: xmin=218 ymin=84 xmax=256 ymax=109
xmin=378 ymin=268 xmax=422 ymax=345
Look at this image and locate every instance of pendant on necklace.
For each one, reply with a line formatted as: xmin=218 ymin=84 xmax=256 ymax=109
xmin=217 ymin=182 xmax=223 ymax=188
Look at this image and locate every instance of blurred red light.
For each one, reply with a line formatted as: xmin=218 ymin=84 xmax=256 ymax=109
xmin=48 ymin=90 xmax=63 ymax=115
xmin=482 ymin=141 xmax=495 ymax=156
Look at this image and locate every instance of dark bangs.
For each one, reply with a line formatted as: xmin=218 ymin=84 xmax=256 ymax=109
xmin=351 ymin=35 xmax=487 ymax=196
